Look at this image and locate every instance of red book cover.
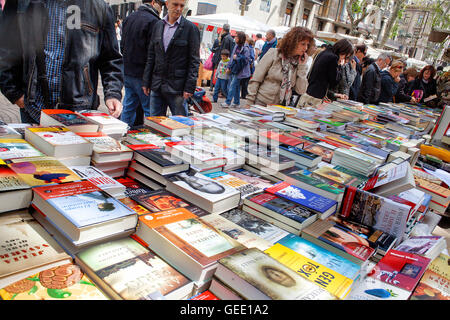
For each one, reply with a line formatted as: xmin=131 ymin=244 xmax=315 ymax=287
xmin=339 ymin=186 xmax=358 ymax=218
xmin=261 ymin=131 xmax=304 ymax=147
xmin=127 ymin=144 xmax=159 ymax=151
xmin=190 ymin=290 xmax=220 ymax=300
xmin=370 ymin=249 xmax=431 ymax=292
xmin=33 ymin=180 xmax=100 ymax=200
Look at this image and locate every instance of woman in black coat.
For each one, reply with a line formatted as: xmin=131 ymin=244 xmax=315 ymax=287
xmin=409 ymin=65 xmax=438 ymax=107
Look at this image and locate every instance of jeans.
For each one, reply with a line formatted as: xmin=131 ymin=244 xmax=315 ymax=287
xmin=213 ymin=78 xmax=229 ymax=102
xmin=120 ymin=75 xmax=150 ymax=126
xmin=149 ymin=89 xmax=188 ymax=116
xmin=225 ymin=75 xmax=241 ymax=106
xmin=241 ymin=77 xmax=250 ymax=99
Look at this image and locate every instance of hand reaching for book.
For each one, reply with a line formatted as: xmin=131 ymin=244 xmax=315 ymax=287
xmin=105 ymin=98 xmax=123 ymax=118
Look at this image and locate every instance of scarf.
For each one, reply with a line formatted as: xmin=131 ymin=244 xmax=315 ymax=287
xmin=280 ymin=56 xmax=299 ymax=104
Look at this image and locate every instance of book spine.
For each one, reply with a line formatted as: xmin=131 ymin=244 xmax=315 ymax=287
xmin=340 ymin=186 xmax=358 ymax=218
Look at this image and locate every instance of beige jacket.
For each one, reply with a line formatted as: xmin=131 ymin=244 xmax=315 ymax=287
xmin=246 ymin=48 xmax=309 ymax=106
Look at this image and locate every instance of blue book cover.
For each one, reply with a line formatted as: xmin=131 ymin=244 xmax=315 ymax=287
xmin=265 ymin=181 xmax=338 ymax=215
xmin=169 ymin=116 xmax=195 ymax=127
xmin=277 ymin=233 xmax=361 ymax=279
xmin=279 ymin=145 xmax=318 ymax=160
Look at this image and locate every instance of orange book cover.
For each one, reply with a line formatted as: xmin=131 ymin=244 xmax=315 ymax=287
xmin=415 ymin=177 xmax=450 ymax=199
xmin=146 ymin=117 xmax=190 ymax=130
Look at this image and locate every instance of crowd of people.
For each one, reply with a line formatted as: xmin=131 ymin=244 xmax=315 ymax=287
xmin=0 ymin=0 xmax=448 ymax=128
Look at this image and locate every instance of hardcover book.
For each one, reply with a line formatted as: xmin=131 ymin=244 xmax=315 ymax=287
xmin=265 ymin=181 xmax=338 ymax=219
xmin=0 ymin=262 xmax=108 ymax=300
xmin=0 ymin=211 xmax=72 ymax=289
xmin=40 ymin=109 xmax=96 ymax=128
xmin=216 ymin=248 xmax=334 ymax=300
xmin=77 ymin=132 xmax=132 ymax=156
xmin=411 ymin=253 xmax=449 ymax=300
xmin=0 ymin=138 xmax=44 ymax=160
xmin=265 ymin=243 xmax=355 ymax=299
xmin=145 ymin=116 xmax=191 ymax=136
xmin=5 ymin=156 xmax=81 ymax=187
xmin=75 ymin=237 xmax=193 ymax=300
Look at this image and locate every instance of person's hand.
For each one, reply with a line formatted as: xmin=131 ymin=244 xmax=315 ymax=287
xmin=299 ymin=53 xmax=309 ymax=65
xmin=142 ymin=87 xmax=150 ymax=96
xmin=105 ymin=98 xmax=123 ymax=118
xmin=183 ymin=92 xmax=193 ymax=100
xmin=336 ymin=94 xmax=349 ymax=100
xmin=15 ymin=95 xmax=25 ymax=108
xmin=410 ymin=97 xmax=417 ymax=104
xmin=233 ymin=54 xmax=237 ymax=60
xmin=350 ymin=59 xmax=356 ymax=70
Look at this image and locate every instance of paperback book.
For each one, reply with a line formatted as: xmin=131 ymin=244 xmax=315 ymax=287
xmin=0 ymin=138 xmax=44 ymax=160
xmin=411 ymin=253 xmax=449 ymax=300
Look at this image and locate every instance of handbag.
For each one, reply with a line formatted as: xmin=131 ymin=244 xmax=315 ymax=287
xmin=203 ymin=53 xmax=214 ymax=71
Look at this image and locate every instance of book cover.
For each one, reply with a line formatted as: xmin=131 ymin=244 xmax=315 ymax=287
xmin=265 ymin=181 xmax=338 ymax=215
xmin=243 ymin=144 xmax=294 ymax=165
xmin=0 ymin=160 xmax=29 ymax=192
xmin=0 ymin=211 xmax=70 ymax=283
xmin=126 ymin=126 xmax=171 ymax=147
xmin=278 ymin=145 xmax=320 ymax=161
xmin=33 ymin=181 xmax=136 ymax=229
xmin=146 ymin=116 xmax=190 ymax=130
xmin=0 ymin=125 xmax=21 ymax=139
xmin=302 ymin=219 xmax=375 ymax=262
xmin=303 ymin=144 xmax=334 ymax=163
xmin=218 ymin=248 xmax=334 ymax=300
xmin=80 ymin=112 xmax=127 ymax=126
xmin=167 ymin=170 xmax=240 ymax=203
xmin=276 ymin=234 xmax=361 ymax=279
xmin=260 ymin=131 xmax=304 ymax=147
xmin=0 ymin=138 xmax=44 ymax=160
xmin=340 ymin=186 xmax=411 ymax=239
xmin=131 ymin=189 xmax=208 ymax=217
xmin=0 ymin=263 xmax=107 ymax=300
xmin=246 ymin=192 xmax=318 ymax=225
xmin=411 ymin=254 xmax=449 ymax=300
xmin=220 ymin=209 xmax=290 ymax=244
xmin=265 ymin=243 xmax=354 ymax=299
xmin=313 ymin=166 xmax=358 ymax=186
xmin=76 ymin=237 xmax=191 ymax=299
xmin=6 ymin=156 xmax=81 ymax=186
xmin=28 ymin=127 xmax=89 ymax=145
xmin=193 ymin=127 xmax=245 ymax=149
xmin=395 ymin=236 xmax=445 ymax=257
xmin=370 ymin=249 xmax=431 ymax=292
xmin=190 ymin=290 xmax=220 ymax=300
xmin=201 ymin=214 xmax=273 ymax=251
xmin=128 ymin=144 xmax=184 ymax=167
xmin=116 ymin=177 xmax=153 ymax=198
xmin=414 ymin=177 xmax=450 ymax=203
xmin=227 ymin=168 xmax=274 ymax=190
xmin=204 ymin=171 xmax=261 ymax=199
xmin=69 ymin=166 xmax=125 ymax=193
xmin=346 ymin=272 xmax=412 ymax=300
xmin=77 ymin=132 xmax=131 ymax=154
xmin=139 ymin=209 xmax=244 ymax=267
xmin=41 ymin=109 xmax=91 ymax=126
xmin=166 ymin=140 xmax=227 ymax=163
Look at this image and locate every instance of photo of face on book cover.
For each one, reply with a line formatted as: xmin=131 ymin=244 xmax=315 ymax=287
xmin=171 ymin=171 xmax=227 ymax=195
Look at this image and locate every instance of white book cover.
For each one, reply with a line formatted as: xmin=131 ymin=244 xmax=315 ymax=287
xmin=167 ymin=170 xmax=240 ymax=203
xmin=34 ymin=130 xmax=88 ymax=146
xmin=167 ymin=139 xmax=226 ymax=163
xmin=70 ymin=166 xmax=125 ymax=192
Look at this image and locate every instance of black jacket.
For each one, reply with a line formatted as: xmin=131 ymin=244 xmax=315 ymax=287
xmin=349 ymin=56 xmax=362 ymax=101
xmin=395 ymin=74 xmax=413 ymax=103
xmin=409 ymin=78 xmax=437 ymax=104
xmin=212 ymin=32 xmax=235 ymax=67
xmin=307 ymin=47 xmax=342 ymax=99
xmin=142 ymin=16 xmax=200 ymax=95
xmin=379 ymin=70 xmax=399 ymax=103
xmin=121 ymin=4 xmax=160 ymax=79
xmin=358 ymin=63 xmax=382 ymax=104
xmin=0 ymin=0 xmax=123 ymax=113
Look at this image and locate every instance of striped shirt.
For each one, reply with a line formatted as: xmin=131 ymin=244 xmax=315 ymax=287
xmin=26 ymin=0 xmax=66 ymax=123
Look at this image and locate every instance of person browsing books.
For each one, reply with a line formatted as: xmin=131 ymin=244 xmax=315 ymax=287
xmin=245 ymin=27 xmax=314 ymax=108
xmin=213 ymin=49 xmax=230 ymax=103
xmin=379 ymin=60 xmax=404 ymax=103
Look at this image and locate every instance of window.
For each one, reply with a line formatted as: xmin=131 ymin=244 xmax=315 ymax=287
xmin=260 ymin=0 xmax=271 ymax=13
xmin=197 ymin=2 xmax=217 ymax=15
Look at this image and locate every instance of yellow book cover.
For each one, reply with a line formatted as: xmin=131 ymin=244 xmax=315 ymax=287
xmin=5 ymin=156 xmax=81 ymax=186
xmin=0 ymin=263 xmax=108 ymax=300
xmin=265 ymin=243 xmax=354 ymax=299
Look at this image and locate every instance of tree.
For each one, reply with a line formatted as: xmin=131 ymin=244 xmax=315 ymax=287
xmin=346 ymin=0 xmax=384 ymax=36
xmin=379 ymin=0 xmax=406 ymax=48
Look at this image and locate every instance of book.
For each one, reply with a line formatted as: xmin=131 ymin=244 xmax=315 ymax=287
xmin=239 ymin=144 xmax=295 ymax=172
xmin=79 ymin=111 xmax=128 ymax=137
xmin=190 ymin=290 xmax=220 ymax=300
xmin=69 ymin=165 xmax=126 ymax=198
xmin=75 ymin=237 xmax=193 ymax=300
xmin=411 ymin=253 xmax=449 ymax=300
xmin=303 ymin=144 xmax=334 ymax=163
xmin=209 ymin=276 xmax=243 ymax=300
xmin=166 ymin=169 xmax=241 ymax=214
xmin=126 ymin=168 xmax=165 ymax=191
xmin=0 ymin=159 xmax=32 ymax=213
xmin=275 ymin=166 xmax=344 ymax=202
xmin=32 ymin=180 xmax=137 ymax=244
xmin=203 ymin=171 xmax=262 ymax=200
xmin=265 ymin=243 xmax=355 ymax=299
xmin=370 ymin=249 xmax=431 ymax=292
xmin=395 ymin=236 xmax=446 ymax=261
xmin=0 ymin=138 xmax=44 ymax=160
xmin=0 ymin=262 xmax=108 ymax=300
xmin=165 ymin=140 xmax=227 ymax=172
xmin=331 ymin=148 xmax=381 ymax=177
xmin=276 ymin=233 xmax=363 ymax=280
xmin=145 ymin=116 xmax=191 ymax=136
xmin=40 ymin=109 xmax=99 ymax=133
xmin=5 ymin=156 xmax=81 ymax=187
xmin=25 ymin=126 xmax=93 ymax=158
xmin=192 ymin=127 xmax=246 ymax=150
xmin=366 ymin=161 xmax=416 ymax=197
xmin=226 ymin=168 xmax=274 ymax=190
xmin=127 ymin=144 xmax=188 ymax=175
xmin=135 ymin=209 xmax=245 ymax=283
xmin=312 ymin=166 xmax=360 ymax=187
xmin=77 ymin=132 xmax=133 ymax=163
xmin=215 ymin=248 xmax=335 ymax=300
xmin=0 ymin=124 xmax=22 ymax=139
xmin=339 ymin=186 xmax=412 ymax=240
xmin=243 ymin=192 xmax=318 ymax=233
xmin=125 ymin=126 xmax=171 ymax=147
xmin=265 ymin=181 xmax=338 ymax=220
xmin=0 ymin=210 xmax=72 ymax=289
xmin=301 ymin=219 xmax=375 ymax=266
xmin=278 ymin=144 xmax=322 ymax=168
xmin=414 ymin=177 xmax=450 ymax=206
xmin=220 ymin=209 xmax=290 ymax=244
xmin=130 ymin=189 xmax=208 ymax=217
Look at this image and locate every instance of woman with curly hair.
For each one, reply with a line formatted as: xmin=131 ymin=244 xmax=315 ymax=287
xmin=409 ymin=65 xmax=438 ymax=107
xmin=245 ymin=26 xmax=315 ymax=107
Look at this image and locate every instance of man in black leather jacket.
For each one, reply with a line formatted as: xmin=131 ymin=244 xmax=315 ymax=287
xmin=357 ymin=53 xmax=392 ymax=105
xmin=142 ymin=0 xmax=200 ymax=117
xmin=0 ymin=0 xmax=123 ymax=124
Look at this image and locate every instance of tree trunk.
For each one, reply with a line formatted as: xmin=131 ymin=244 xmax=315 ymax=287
xmin=380 ymin=0 xmax=404 ymax=48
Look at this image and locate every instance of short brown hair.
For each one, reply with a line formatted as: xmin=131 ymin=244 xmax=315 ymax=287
xmin=278 ymin=27 xmax=315 ymax=58
xmin=404 ymin=67 xmax=418 ymax=79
